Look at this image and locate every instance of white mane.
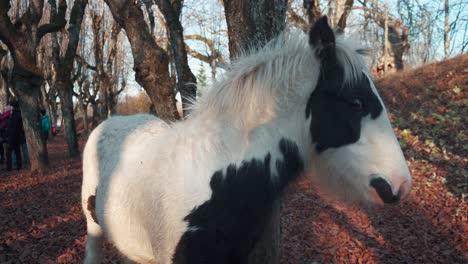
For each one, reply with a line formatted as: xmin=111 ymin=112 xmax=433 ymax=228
xmin=189 ymin=29 xmax=369 ymax=127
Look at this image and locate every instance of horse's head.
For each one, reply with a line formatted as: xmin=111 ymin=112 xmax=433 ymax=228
xmin=304 ymin=17 xmax=411 ymax=205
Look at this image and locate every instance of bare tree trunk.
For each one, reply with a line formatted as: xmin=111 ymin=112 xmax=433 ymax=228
xmin=52 ymin=0 xmax=87 ymax=157
xmin=223 ymin=0 xmax=288 ymax=59
xmin=56 ymin=79 xmax=79 ymax=157
xmin=13 ymin=70 xmax=49 ymax=172
xmin=105 ymin=0 xmax=179 ymax=122
xmin=0 ymin=73 xmax=6 ymax=109
xmin=223 ymin=1 xmax=287 ymax=263
xmin=157 ymin=0 xmax=197 ymax=117
xmin=333 ymin=0 xmax=340 ymax=27
xmin=444 ymin=0 xmax=450 ymax=59
xmin=367 ymin=2 xmax=409 ymax=75
xmin=210 ymin=57 xmax=216 ymax=81
xmin=47 ymin=85 xmax=59 ymax=131
xmin=82 ymin=103 xmax=89 ymax=134
xmin=383 ymin=0 xmax=388 ymax=74
xmin=303 ymin=0 xmax=322 ymax=25
xmin=327 ymin=0 xmax=334 ymax=26
xmin=91 ymin=103 xmax=99 ymax=129
xmin=0 ymin=47 xmax=7 ymax=109
xmin=337 ymin=0 xmax=354 ymax=29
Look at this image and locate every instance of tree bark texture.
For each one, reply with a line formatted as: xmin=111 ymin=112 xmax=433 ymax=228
xmin=377 ymin=18 xmax=409 ymax=75
xmin=303 ymin=0 xmax=322 ymax=26
xmin=337 ymin=0 xmax=354 ymax=29
xmin=45 ymin=83 xmax=59 ymax=132
xmin=105 ymin=0 xmax=179 ymax=122
xmin=157 ymin=0 xmax=197 ymax=117
xmin=13 ymin=69 xmax=49 ymax=172
xmin=0 ymin=72 xmax=6 ymax=110
xmin=444 ymin=0 xmax=449 ymax=59
xmin=223 ymin=1 xmax=287 ymax=263
xmin=51 ymin=0 xmax=88 ymax=158
xmin=383 ymin=1 xmax=388 ymax=73
xmin=223 ymin=0 xmax=288 ymax=59
xmin=0 ymin=47 xmax=7 ymax=109
xmin=56 ymin=79 xmax=79 ymax=157
xmin=362 ymin=3 xmax=409 ymax=75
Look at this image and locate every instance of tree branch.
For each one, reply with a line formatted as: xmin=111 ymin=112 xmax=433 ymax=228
xmin=303 ymin=0 xmax=322 ymax=25
xmin=75 ymin=54 xmax=97 ymax=71
xmin=30 ymin=0 xmax=45 ymax=25
xmin=0 ymin=2 xmax=18 ymax=49
xmin=185 ymin=34 xmax=225 ymax=67
xmin=337 ymin=0 xmax=354 ymax=29
xmin=36 ymin=0 xmax=67 ymax=41
xmin=62 ymin=0 xmax=88 ymax=66
xmin=287 ymin=2 xmax=306 ymax=29
xmin=185 ymin=45 xmax=209 ymax=62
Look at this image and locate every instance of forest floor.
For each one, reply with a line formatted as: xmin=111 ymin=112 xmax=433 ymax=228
xmin=0 ymin=55 xmax=467 ymax=263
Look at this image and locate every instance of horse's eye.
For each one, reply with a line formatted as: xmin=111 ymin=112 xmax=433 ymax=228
xmin=350 ymin=98 xmax=364 ymax=109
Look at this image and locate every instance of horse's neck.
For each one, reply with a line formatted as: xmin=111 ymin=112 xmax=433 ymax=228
xmin=243 ymin=111 xmax=312 ymax=168
xmin=186 ymin=109 xmax=311 ymax=176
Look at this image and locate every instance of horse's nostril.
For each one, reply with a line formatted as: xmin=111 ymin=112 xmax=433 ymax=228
xmin=397 ymin=180 xmax=411 ymax=200
xmin=369 ymin=175 xmax=399 ymax=204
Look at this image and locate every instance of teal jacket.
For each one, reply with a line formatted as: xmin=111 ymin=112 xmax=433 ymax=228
xmin=41 ymin=114 xmax=51 ymax=133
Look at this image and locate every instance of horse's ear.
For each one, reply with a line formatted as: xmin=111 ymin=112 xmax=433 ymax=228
xmin=309 ymin=16 xmax=335 ymax=60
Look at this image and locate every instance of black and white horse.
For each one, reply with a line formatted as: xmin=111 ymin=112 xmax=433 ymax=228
xmin=81 ymin=17 xmax=411 ymax=264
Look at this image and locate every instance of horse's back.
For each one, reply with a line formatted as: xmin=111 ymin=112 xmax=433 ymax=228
xmin=82 ymin=114 xmax=167 ymax=193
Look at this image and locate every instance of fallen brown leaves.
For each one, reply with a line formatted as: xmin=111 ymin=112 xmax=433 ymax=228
xmin=0 ymin=56 xmax=467 ymax=263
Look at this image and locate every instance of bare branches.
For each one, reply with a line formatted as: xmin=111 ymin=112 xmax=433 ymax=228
xmin=62 ymin=0 xmax=88 ymax=66
xmin=29 ymin=0 xmax=45 ymax=24
xmin=37 ymin=0 xmax=67 ymax=42
xmin=287 ymin=2 xmax=306 ymax=29
xmin=337 ymin=0 xmax=354 ymax=29
xmin=75 ymin=55 xmax=97 ymax=71
xmin=185 ymin=34 xmax=225 ymax=67
xmin=0 ymin=2 xmax=18 ymax=49
xmin=303 ymin=0 xmax=322 ymax=25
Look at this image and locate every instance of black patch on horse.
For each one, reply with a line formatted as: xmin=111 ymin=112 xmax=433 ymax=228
xmin=305 ymin=66 xmax=383 ymax=153
xmin=306 ymin=16 xmax=383 ymax=153
xmin=172 ymin=139 xmax=304 ymax=264
xmin=87 ymin=195 xmax=99 ymax=224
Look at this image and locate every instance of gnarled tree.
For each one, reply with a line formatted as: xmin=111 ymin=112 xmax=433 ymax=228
xmin=49 ymin=0 xmax=88 ymax=158
xmin=0 ymin=0 xmax=69 ymax=171
xmin=105 ymin=0 xmax=179 ymax=122
xmin=156 ymin=0 xmax=197 ymax=117
xmin=359 ymin=2 xmax=410 ymax=74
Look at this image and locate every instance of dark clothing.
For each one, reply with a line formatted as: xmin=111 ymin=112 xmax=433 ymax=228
xmin=6 ymin=109 xmax=25 ymax=145
xmin=0 ymin=143 xmax=4 ymax=162
xmin=6 ymin=109 xmax=25 ymax=170
xmin=6 ymin=143 xmax=21 ymax=170
xmin=0 ymin=111 xmax=9 ymax=163
xmin=0 ymin=111 xmax=10 ymax=128
xmin=0 ymin=111 xmax=9 ymax=145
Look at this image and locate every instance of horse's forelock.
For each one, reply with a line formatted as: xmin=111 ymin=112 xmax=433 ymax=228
xmin=190 ymin=29 xmax=370 ymax=124
xmin=334 ymin=36 xmax=371 ymax=89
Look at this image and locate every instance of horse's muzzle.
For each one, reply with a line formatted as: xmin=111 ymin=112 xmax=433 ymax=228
xmin=369 ymin=174 xmax=411 ymax=204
